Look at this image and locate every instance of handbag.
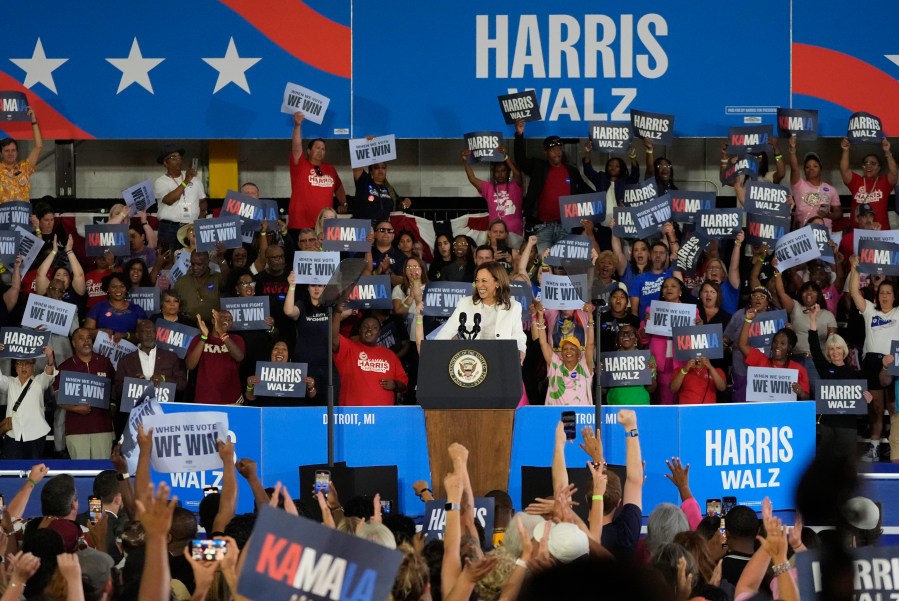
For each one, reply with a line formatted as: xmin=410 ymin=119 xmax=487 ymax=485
xmin=0 ymin=379 xmax=34 ymax=436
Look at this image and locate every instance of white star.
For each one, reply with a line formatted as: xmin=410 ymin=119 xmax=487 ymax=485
xmin=887 ymin=55 xmax=899 ymax=69
xmin=202 ymin=37 xmax=261 ymax=94
xmin=9 ymin=38 xmax=68 ymax=94
xmin=106 ymin=38 xmax=164 ymax=94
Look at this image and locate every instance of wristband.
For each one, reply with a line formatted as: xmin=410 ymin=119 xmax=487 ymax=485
xmin=288 ymin=285 xmax=296 ymax=291
xmin=680 ymin=368 xmax=689 ymax=375
xmin=592 ymin=495 xmax=604 ymax=501
xmin=180 ymin=181 xmax=187 ymax=188
xmin=417 ymin=487 xmax=432 ymax=498
xmin=515 ymin=558 xmax=528 ymax=570
xmin=200 ymin=334 xmax=208 ymax=341
xmin=774 ymin=153 xmax=783 ymax=161
xmin=415 ymin=318 xmax=423 ymax=325
xmin=160 ymin=374 xmax=166 ymax=382
xmin=645 ymin=148 xmax=654 ymax=154
xmin=26 ymin=478 xmax=37 ymax=486
xmin=626 ymin=429 xmax=639 ymax=438
xmin=744 ymin=317 xmax=753 ymax=324
xmin=771 ymin=562 xmax=791 ymax=577
xmin=628 ymin=154 xmax=637 ymax=159
xmin=329 ymin=505 xmax=344 ymax=512
xmin=246 ymin=385 xmax=254 ymax=392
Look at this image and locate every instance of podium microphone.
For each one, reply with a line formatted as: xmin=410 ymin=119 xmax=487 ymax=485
xmin=458 ymin=312 xmax=468 ymax=338
xmin=472 ymin=312 xmax=481 ymax=338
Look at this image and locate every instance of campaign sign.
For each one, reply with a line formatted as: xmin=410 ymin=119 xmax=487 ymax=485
xmin=349 ymin=134 xmax=397 ymax=169
xmin=645 ymin=301 xmax=695 ymax=337
xmin=346 ymin=275 xmax=392 ymax=310
xmin=544 ymin=235 xmax=592 ymax=270
xmin=599 ymin=350 xmax=652 ymax=388
xmin=0 ymin=230 xmax=19 ymax=265
xmin=814 ymin=380 xmax=867 ymax=415
xmin=857 ymin=239 xmax=899 ymax=276
xmin=0 ymin=201 xmax=31 ymax=228
xmin=747 ymin=309 xmax=788 ymax=349
xmin=422 ymin=282 xmax=470 ymax=317
xmin=497 ymin=90 xmax=541 ymax=124
xmin=93 ymin=332 xmax=137 ymax=369
xmin=777 ymin=108 xmax=818 ymax=140
xmin=541 ymin=274 xmax=584 ymax=310
xmin=0 ymin=328 xmax=51 ymax=359
xmin=695 ymin=209 xmax=742 ymax=240
xmin=678 ymin=402 xmax=816 ymax=508
xmin=293 ymin=251 xmax=340 ymax=285
xmin=632 ymin=194 xmax=671 ymax=239
xmin=58 ymin=372 xmax=111 ymax=409
xmin=321 ymin=218 xmax=371 ymax=253
xmin=464 ymin=131 xmax=503 ymax=162
xmin=255 ymin=361 xmax=307 ymax=398
xmin=167 ymin=251 xmax=191 ymax=286
xmin=84 ymin=224 xmax=129 ymax=257
xmin=796 ymin=546 xmax=899 ymax=601
xmin=774 ymin=225 xmax=821 ymax=271
xmin=853 ymin=228 xmax=899 ymax=257
xmin=143 ymin=411 xmax=228 ymax=473
xmin=0 ymin=91 xmax=29 ymax=121
xmin=22 ymin=295 xmax=77 ymax=337
xmin=722 ymin=155 xmax=759 ymax=185
xmin=612 ymin=207 xmax=639 ymax=239
xmin=622 ymin=179 xmax=657 ymax=206
xmin=746 ymin=367 xmax=798 ymax=402
xmin=119 ymin=377 xmax=177 ymax=412
xmin=510 ymin=281 xmax=533 ymax=318
xmin=220 ymin=189 xmax=269 ymax=231
xmin=630 ymin=109 xmax=674 ymax=145
xmin=675 ymin=233 xmax=706 ymax=274
xmin=672 ymin=324 xmax=723 ymax=361
xmin=727 ymin=125 xmax=773 ymax=154
xmin=280 ymin=82 xmax=330 ymax=125
xmin=194 ymin=215 xmax=242 ymax=252
xmin=746 ymin=213 xmax=790 ymax=247
xmin=155 ymin=319 xmax=200 ymax=359
xmin=220 ymin=296 xmax=270 ymax=331
xmin=2 ymin=225 xmax=42 ymax=274
xmin=888 ymin=340 xmax=899 ymax=377
xmin=744 ymin=181 xmax=791 ymax=217
xmin=559 ymin=192 xmax=606 ymax=230
xmin=423 ymin=497 xmax=495 ymax=542
xmin=238 ymin=505 xmax=404 ymax=601
xmin=669 ymin=191 xmax=715 ymax=225
xmin=128 ymin=287 xmax=159 ymax=315
xmin=846 ymin=111 xmax=883 ymax=144
xmin=122 ymin=179 xmax=155 ymax=212
xmin=809 ymin=224 xmax=835 ymax=264
xmin=588 ymin=121 xmax=632 ymax=151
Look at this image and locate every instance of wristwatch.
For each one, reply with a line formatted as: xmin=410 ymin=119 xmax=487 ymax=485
xmin=444 ymin=502 xmax=461 ymax=511
xmin=626 ymin=429 xmax=639 ymax=437
xmin=116 ymin=473 xmax=131 ymax=481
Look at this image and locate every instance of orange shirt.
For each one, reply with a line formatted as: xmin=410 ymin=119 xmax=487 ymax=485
xmin=0 ymin=160 xmax=35 ymax=203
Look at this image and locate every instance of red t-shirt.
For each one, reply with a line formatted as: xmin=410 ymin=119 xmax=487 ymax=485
xmin=189 ymin=334 xmax=246 ymax=405
xmin=333 ymin=335 xmax=408 ymax=406
xmin=678 ymin=368 xmax=725 ymax=404
xmin=538 ymin=165 xmax=570 ymax=222
xmin=53 ymin=353 xmax=115 ymax=435
xmin=288 ymin=153 xmax=342 ymax=229
xmin=84 ymin=268 xmax=113 ymax=309
xmin=849 ymin=172 xmax=893 ymax=230
xmin=745 ymin=348 xmax=810 ymax=395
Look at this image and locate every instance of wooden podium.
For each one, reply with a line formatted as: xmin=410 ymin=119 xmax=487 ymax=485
xmin=418 ymin=340 xmax=521 ymax=497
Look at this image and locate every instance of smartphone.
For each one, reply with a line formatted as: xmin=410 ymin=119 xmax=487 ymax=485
xmin=314 ymin=470 xmax=330 ymax=495
xmin=203 ymin=486 xmax=219 ymax=497
xmin=380 ymin=499 xmax=392 ymax=514
xmin=705 ymin=499 xmax=721 ymax=517
xmin=722 ymin=496 xmax=737 ymax=516
xmin=191 ymin=539 xmax=227 ymax=562
xmin=0 ymin=494 xmax=6 ymax=520
xmin=191 ymin=157 xmax=199 ymax=171
xmin=88 ymin=496 xmax=103 ymax=525
xmin=561 ymin=411 xmax=576 ymax=440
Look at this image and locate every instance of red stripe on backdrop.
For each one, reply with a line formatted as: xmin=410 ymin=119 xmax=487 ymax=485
xmin=0 ymin=75 xmax=94 ymax=139
xmin=793 ymin=43 xmax=899 ymax=133
xmin=219 ymin=0 xmax=351 ymax=79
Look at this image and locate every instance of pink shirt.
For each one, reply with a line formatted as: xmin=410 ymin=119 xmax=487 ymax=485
xmin=482 ymin=181 xmax=524 ymax=235
xmin=791 ymin=178 xmax=840 ymax=229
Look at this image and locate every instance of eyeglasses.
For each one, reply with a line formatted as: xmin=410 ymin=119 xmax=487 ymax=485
xmin=862 ymin=160 xmax=879 ymax=166
xmin=376 ymin=228 xmax=394 ymax=233
xmin=405 ymin=264 xmax=421 ymax=270
xmin=166 ymin=154 xmax=181 ymax=162
xmin=453 ymin=241 xmax=469 ymax=247
xmin=298 ymin=237 xmax=317 ymax=243
xmin=238 ymin=281 xmax=256 ymax=287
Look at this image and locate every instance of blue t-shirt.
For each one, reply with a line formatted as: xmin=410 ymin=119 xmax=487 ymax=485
xmin=720 ymin=280 xmax=739 ymax=315
xmin=86 ymin=300 xmax=147 ymax=333
xmin=628 ymin=268 xmax=672 ymax=318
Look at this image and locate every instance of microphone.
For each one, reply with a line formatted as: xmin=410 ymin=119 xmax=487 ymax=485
xmin=472 ymin=313 xmax=481 ymax=338
xmin=458 ymin=312 xmax=468 ymax=338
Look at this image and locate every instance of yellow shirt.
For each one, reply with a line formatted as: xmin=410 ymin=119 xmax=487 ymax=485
xmin=0 ymin=160 xmax=35 ymax=203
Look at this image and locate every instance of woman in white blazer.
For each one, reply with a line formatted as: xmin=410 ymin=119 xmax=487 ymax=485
xmin=414 ymin=261 xmax=527 ymax=363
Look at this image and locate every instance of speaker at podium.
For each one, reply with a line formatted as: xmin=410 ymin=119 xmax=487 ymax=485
xmin=418 ymin=339 xmax=522 ymax=497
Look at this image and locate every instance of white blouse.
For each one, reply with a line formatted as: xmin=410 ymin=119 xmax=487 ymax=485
xmin=0 ymin=370 xmax=56 ymax=442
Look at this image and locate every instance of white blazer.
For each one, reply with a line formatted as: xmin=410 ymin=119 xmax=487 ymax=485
xmin=436 ymin=296 xmax=527 ymax=354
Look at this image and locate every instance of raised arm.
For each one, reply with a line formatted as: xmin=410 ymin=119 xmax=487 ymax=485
xmin=331 ymin=302 xmax=344 ymax=354
xmin=642 ymin=138 xmax=654 ymax=180
xmin=847 ymin=255 xmax=867 ymax=313
xmin=531 ymin=302 xmax=553 ymax=365
xmin=34 ymin=237 xmax=59 ymax=295
xmin=728 ymin=232 xmax=744 ymax=289
xmin=24 ymin=107 xmax=43 ymax=167
xmin=184 ymin=316 xmax=208 ymax=370
xmin=610 ymin=227 xmax=628 ymax=276
xmin=737 ymin=307 xmax=758 ymax=358
xmin=461 ymin=149 xmax=484 ymax=193
xmin=211 ymin=439 xmax=237 ymax=534
xmin=7 ymin=464 xmax=48 ymax=520
xmin=770 ymin=258 xmax=795 ymax=313
xmin=501 ymin=145 xmax=523 ymax=185
xmin=236 ymin=458 xmax=270 ymax=512
xmin=771 ymin=137 xmax=786 ymax=184
xmin=618 ymin=409 xmax=643 ymax=510
xmin=283 ymin=272 xmax=301 ymax=319
xmin=839 ymin=137 xmax=853 ymax=186
xmin=515 ymin=235 xmax=538 ymax=280
xmin=4 ymin=257 xmax=21 ymax=312
xmin=788 ymin=135 xmax=801 ymax=186
xmin=137 ymin=483 xmax=176 ymax=601
xmin=883 ymin=137 xmax=898 ymax=186
xmin=291 ymin=112 xmax=304 ymax=164
xmin=552 ymin=421 xmax=570 ymax=495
